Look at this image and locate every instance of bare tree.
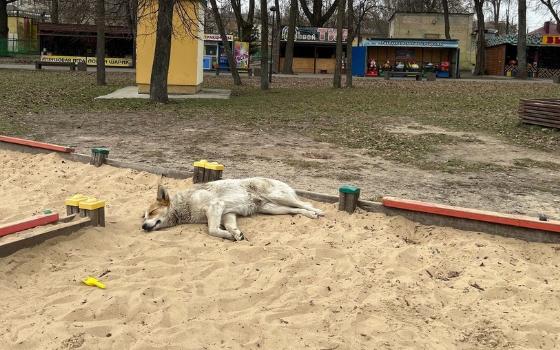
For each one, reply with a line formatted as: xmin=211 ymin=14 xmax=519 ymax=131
xmin=96 ymin=0 xmax=106 ymax=85
xmin=272 ymin=0 xmax=280 ymax=73
xmin=517 ymin=0 xmax=527 ymax=79
xmin=473 ymin=0 xmax=485 ymax=75
xmin=333 ymin=0 xmax=345 ymax=88
xmin=282 ymin=0 xmax=297 ymax=74
xmin=149 ymin=0 xmax=174 ymax=102
xmin=300 ymin=0 xmax=339 ymax=27
xmin=487 ymin=0 xmax=501 ymax=26
xmin=230 ymin=0 xmax=254 ymax=42
xmin=539 ymin=0 xmax=560 ymax=25
xmin=209 ymin=0 xmax=241 ymax=85
xmin=442 ymin=0 xmax=450 ymax=39
xmin=346 ymin=0 xmax=353 ymax=87
xmin=260 ymin=0 xmax=269 ymax=89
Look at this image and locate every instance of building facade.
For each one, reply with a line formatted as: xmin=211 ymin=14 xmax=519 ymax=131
xmin=388 ymin=12 xmax=474 ymax=70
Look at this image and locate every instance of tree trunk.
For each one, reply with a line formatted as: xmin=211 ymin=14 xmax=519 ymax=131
xmin=272 ymin=0 xmax=280 ymax=73
xmin=260 ymin=0 xmax=269 ymax=90
xmin=150 ymin=0 xmax=174 ymax=103
xmin=473 ymin=0 xmax=485 ymax=75
xmin=0 ymin=0 xmax=8 ymax=56
xmin=51 ymin=0 xmax=59 ymax=24
xmin=96 ymin=0 xmax=106 ymax=85
xmin=333 ymin=0 xmax=345 ymax=88
xmin=345 ymin=0 xmax=353 ymax=87
xmin=442 ymin=0 xmax=450 ymax=39
xmin=282 ymin=0 xmax=297 ymax=74
xmin=517 ymin=0 xmax=527 ymax=79
xmin=493 ymin=1 xmax=500 ymax=26
xmin=209 ymin=0 xmax=242 ymax=85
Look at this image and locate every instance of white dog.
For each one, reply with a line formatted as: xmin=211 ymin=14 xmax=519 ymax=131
xmin=142 ymin=177 xmax=324 ymax=241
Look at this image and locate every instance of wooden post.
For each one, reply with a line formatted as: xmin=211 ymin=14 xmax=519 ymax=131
xmin=338 ymin=185 xmax=360 ymax=214
xmin=90 ymin=147 xmax=109 ymax=167
xmin=78 ymin=198 xmax=106 ymax=227
xmin=205 ymin=162 xmax=224 ymax=182
xmin=65 ymin=194 xmax=89 ymax=215
xmin=192 ymin=159 xmax=208 ymax=183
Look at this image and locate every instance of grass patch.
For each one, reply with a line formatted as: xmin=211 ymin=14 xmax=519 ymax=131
xmin=1 ymin=70 xmax=559 ymax=172
xmin=283 ymin=159 xmax=323 ymax=169
xmin=513 ymin=158 xmax=560 ymax=170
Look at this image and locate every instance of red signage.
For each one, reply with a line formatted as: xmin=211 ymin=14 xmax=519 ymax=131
xmin=542 ymin=35 xmax=560 ymax=45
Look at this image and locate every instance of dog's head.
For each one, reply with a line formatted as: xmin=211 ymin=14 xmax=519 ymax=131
xmin=142 ymin=186 xmax=171 ymax=232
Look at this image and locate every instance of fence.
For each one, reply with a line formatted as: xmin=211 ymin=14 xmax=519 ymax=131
xmin=0 ymin=38 xmax=39 ymax=56
xmin=504 ymin=64 xmax=560 ymax=79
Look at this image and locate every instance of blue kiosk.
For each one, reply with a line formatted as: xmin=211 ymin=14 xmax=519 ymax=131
xmin=352 ymin=38 xmax=460 ymax=78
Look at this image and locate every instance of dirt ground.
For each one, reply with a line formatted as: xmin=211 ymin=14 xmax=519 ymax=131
xmin=19 ymin=110 xmax=560 ymax=220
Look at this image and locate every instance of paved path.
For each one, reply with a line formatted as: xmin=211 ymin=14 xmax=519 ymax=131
xmin=0 ymin=63 xmax=554 ymax=83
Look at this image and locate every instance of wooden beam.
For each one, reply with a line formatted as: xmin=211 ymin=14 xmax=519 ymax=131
xmin=0 ymin=136 xmax=74 ymax=153
xmin=383 ymin=197 xmax=560 ymax=233
xmin=0 ymin=213 xmax=60 ymax=237
xmin=0 ymin=217 xmax=92 ymax=258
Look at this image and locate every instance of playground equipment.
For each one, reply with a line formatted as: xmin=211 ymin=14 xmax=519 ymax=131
xmin=2 ymin=134 xmax=559 ymax=244
xmin=338 ymin=185 xmax=361 ymax=214
xmin=193 ymin=160 xmax=225 ymax=183
xmin=0 ymin=195 xmax=106 ymax=257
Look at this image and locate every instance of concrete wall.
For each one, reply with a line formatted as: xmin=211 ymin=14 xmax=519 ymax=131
xmin=389 ymin=13 xmax=475 ymax=70
xmin=136 ymin=0 xmax=203 ymax=94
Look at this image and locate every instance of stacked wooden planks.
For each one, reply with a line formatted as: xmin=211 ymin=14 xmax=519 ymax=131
xmin=519 ymin=98 xmax=560 ymax=129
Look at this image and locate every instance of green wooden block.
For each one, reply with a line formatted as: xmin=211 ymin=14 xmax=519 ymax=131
xmin=339 ymin=185 xmax=360 ymax=194
xmin=92 ymin=147 xmax=110 ymax=155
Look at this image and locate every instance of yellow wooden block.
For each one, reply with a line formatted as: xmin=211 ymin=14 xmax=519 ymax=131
xmin=193 ymin=159 xmax=208 ymax=167
xmin=65 ymin=194 xmax=89 ymax=206
xmin=79 ymin=198 xmax=106 ymax=210
xmin=205 ymin=162 xmax=224 ymax=171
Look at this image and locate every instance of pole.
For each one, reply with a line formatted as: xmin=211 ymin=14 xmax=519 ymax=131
xmin=269 ymin=8 xmax=275 ymax=83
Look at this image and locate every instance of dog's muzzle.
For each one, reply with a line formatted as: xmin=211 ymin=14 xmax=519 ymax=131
xmin=142 ymin=220 xmax=161 ymax=232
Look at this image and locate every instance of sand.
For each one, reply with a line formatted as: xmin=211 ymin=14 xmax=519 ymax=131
xmin=1 ymin=149 xmax=560 ymax=350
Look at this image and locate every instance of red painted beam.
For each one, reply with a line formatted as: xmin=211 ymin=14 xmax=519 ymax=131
xmin=382 ymin=197 xmax=560 ymax=233
xmin=0 ymin=136 xmax=74 ymax=153
xmin=0 ymin=213 xmax=60 ymax=237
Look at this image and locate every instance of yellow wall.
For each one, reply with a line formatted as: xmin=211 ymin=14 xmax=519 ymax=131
xmin=389 ymin=13 xmax=475 ymax=70
xmin=136 ymin=0 xmax=204 ymax=94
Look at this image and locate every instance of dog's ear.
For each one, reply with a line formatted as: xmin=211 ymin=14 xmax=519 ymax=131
xmin=157 ymin=185 xmax=170 ymax=205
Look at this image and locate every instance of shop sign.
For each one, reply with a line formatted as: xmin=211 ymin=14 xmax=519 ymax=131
xmin=280 ymin=26 xmax=348 ymax=42
xmin=40 ymin=55 xmax=133 ymax=67
xmin=361 ymin=39 xmax=459 ymax=48
xmin=542 ymin=35 xmax=560 ymax=45
xmin=204 ymin=33 xmax=234 ymax=42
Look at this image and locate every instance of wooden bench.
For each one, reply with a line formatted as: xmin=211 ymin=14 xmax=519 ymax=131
xmin=385 ymin=71 xmax=422 ymax=81
xmin=35 ymin=61 xmax=76 ymax=71
xmin=519 ymin=98 xmax=560 ymax=129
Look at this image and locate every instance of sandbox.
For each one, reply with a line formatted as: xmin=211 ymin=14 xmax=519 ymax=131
xmin=1 ymin=149 xmax=560 ymax=349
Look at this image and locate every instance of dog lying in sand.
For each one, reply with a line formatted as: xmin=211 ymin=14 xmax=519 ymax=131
xmin=142 ymin=177 xmax=324 ymax=241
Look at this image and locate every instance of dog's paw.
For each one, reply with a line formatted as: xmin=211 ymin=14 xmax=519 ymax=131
xmin=233 ymin=231 xmax=245 ymax=241
xmin=303 ymin=211 xmax=320 ymax=219
xmin=314 ymin=209 xmax=325 ymax=217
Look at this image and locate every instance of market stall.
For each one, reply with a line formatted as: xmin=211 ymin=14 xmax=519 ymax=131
xmin=352 ymin=38 xmax=460 ymax=78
